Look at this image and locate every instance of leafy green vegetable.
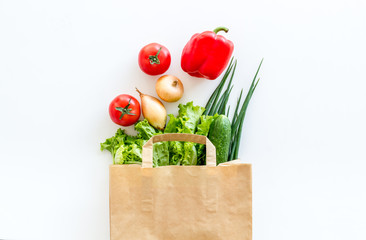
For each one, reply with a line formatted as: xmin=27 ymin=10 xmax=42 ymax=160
xmin=164 ymin=114 xmax=186 ymax=164
xmin=115 ymin=142 xmax=143 ymax=165
xmin=135 ymin=119 xmax=168 ymax=166
xmin=101 ymin=101 xmax=213 ymax=167
xmin=153 ymin=142 xmax=169 ymax=166
xmin=178 ymin=101 xmax=205 ymax=133
xmin=168 ymin=141 xmax=184 ymax=165
xmin=164 ymin=114 xmax=179 ymax=133
xmin=195 ymin=114 xmax=219 ymax=164
xmin=100 ymin=129 xmax=147 ymax=165
xmin=230 ymin=59 xmax=262 ymax=160
xmin=182 ymin=142 xmax=197 ymax=165
xmin=100 ymin=128 xmax=127 ymax=164
xmin=205 ymin=58 xmax=234 ymax=116
xmin=101 ymin=120 xmax=161 ymax=166
xmin=196 ymin=114 xmax=218 ymax=136
xmin=203 ymin=58 xmax=263 ymax=161
xmin=135 ymin=119 xmax=161 ymax=140
xmin=166 ymin=102 xmax=206 ymax=165
xmin=164 ymin=114 xmax=190 ymax=134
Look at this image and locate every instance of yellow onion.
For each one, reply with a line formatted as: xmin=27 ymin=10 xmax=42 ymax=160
xmin=155 ymin=75 xmax=184 ymax=102
xmin=136 ymin=88 xmax=167 ymax=130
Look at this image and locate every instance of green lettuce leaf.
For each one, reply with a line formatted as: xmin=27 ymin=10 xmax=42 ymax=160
xmin=164 ymin=114 xmax=179 ymax=133
xmin=100 ymin=128 xmax=127 ymax=164
xmin=168 ymin=141 xmax=184 ymax=165
xmin=101 ymin=128 xmax=149 ymax=165
xmin=153 ymin=142 xmax=169 ymax=167
xmin=115 ymin=143 xmax=143 ymax=165
xmin=195 ymin=114 xmax=219 ymax=164
xmin=178 ymin=101 xmax=205 ymax=133
xmin=164 ymin=114 xmax=190 ymax=165
xmin=135 ymin=119 xmax=170 ymax=167
xmin=135 ymin=119 xmax=161 ymax=140
xmin=196 ymin=114 xmax=219 ymax=136
xmin=164 ymin=114 xmax=191 ymax=133
xmin=164 ymin=102 xmax=206 ymax=165
xmin=182 ymin=142 xmax=197 ymax=165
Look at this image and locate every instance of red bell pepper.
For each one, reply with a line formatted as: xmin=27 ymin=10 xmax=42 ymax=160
xmin=181 ymin=27 xmax=234 ymax=80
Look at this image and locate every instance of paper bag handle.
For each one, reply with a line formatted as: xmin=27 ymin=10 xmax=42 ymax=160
xmin=142 ymin=133 xmax=216 ymax=168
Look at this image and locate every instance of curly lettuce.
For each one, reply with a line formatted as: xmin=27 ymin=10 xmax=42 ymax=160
xmin=195 ymin=114 xmax=219 ymax=164
xmin=115 ymin=142 xmax=143 ymax=164
xmin=182 ymin=142 xmax=197 ymax=165
xmin=168 ymin=141 xmax=184 ymax=165
xmin=135 ymin=119 xmax=162 ymax=140
xmin=100 ymin=128 xmax=128 ymax=164
xmin=178 ymin=101 xmax=205 ymax=133
xmin=153 ymin=142 xmax=169 ymax=166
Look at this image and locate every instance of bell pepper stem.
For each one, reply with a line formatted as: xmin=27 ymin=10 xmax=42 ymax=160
xmin=213 ymin=26 xmax=229 ymax=34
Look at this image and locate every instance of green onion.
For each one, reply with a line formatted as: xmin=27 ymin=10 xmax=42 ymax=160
xmin=210 ymin=60 xmax=237 ymax=115
xmin=217 ymin=85 xmax=233 ymax=115
xmin=231 ymin=59 xmax=263 ymax=159
xmin=203 ymin=58 xmax=263 ymax=161
xmin=204 ymin=58 xmax=234 ymax=116
xmin=231 ymin=89 xmax=243 ymax=135
xmin=226 ymin=106 xmax=230 ymax=117
xmin=228 ymin=89 xmax=243 ymax=160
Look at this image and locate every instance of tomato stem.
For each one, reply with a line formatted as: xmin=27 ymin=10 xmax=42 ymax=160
xmin=148 ymin=47 xmax=162 ymax=64
xmin=115 ymin=98 xmax=136 ymax=119
xmin=213 ymin=26 xmax=229 ymax=34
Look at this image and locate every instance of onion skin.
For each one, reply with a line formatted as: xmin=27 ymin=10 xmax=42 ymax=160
xmin=155 ymin=75 xmax=184 ymax=102
xmin=136 ymin=88 xmax=167 ymax=130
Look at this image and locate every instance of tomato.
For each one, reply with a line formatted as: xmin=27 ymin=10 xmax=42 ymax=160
xmin=138 ymin=43 xmax=171 ymax=75
xmin=109 ymin=94 xmax=141 ymax=126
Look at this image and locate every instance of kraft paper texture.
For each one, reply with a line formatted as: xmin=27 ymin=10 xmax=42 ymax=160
xmin=109 ymin=133 xmax=252 ymax=240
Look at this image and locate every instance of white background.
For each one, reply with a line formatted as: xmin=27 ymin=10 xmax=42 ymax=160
xmin=1 ymin=0 xmax=366 ymax=239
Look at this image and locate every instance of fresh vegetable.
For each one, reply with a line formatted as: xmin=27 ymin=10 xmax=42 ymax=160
xmin=109 ymin=94 xmax=141 ymax=126
xmin=167 ymin=141 xmax=184 ymax=165
xmin=229 ymin=59 xmax=262 ymax=160
xmin=164 ymin=102 xmax=207 ymax=165
xmin=208 ymin=115 xmax=231 ymax=165
xmin=181 ymin=26 xmax=234 ymax=80
xmin=204 ymin=58 xmax=235 ymax=116
xmin=103 ymin=59 xmax=262 ymax=165
xmin=204 ymin=58 xmax=263 ymax=161
xmin=101 ymin=102 xmax=212 ymax=167
xmin=101 ymin=119 xmax=164 ymax=166
xmin=135 ymin=118 xmax=162 ymax=139
xmin=155 ymin=75 xmax=184 ymax=102
xmin=100 ymin=128 xmax=145 ymax=164
xmin=195 ymin=114 xmax=218 ymax=164
xmin=136 ymin=88 xmax=167 ymax=130
xmin=177 ymin=101 xmax=205 ymax=133
xmin=135 ymin=119 xmax=169 ymax=166
xmin=153 ymin=141 xmax=170 ymax=166
xmin=138 ymin=43 xmax=171 ymax=75
xmin=115 ymin=138 xmax=145 ymax=165
xmin=182 ymin=142 xmax=197 ymax=165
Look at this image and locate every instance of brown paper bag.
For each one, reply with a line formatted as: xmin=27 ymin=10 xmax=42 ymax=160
xmin=110 ymin=133 xmax=252 ymax=240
